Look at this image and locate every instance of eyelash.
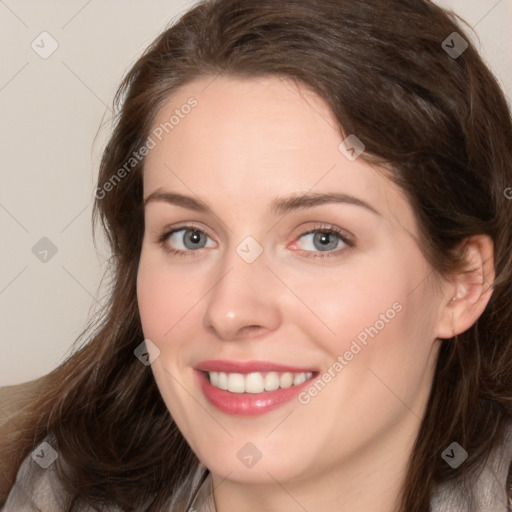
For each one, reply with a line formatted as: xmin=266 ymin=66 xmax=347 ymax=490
xmin=156 ymin=223 xmax=355 ymax=260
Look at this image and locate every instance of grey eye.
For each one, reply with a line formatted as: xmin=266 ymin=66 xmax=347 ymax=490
xmin=169 ymin=229 xmax=213 ymax=250
xmin=298 ymin=231 xmax=344 ymax=252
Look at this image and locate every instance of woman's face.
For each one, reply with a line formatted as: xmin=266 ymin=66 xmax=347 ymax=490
xmin=137 ymin=75 xmax=447 ymax=485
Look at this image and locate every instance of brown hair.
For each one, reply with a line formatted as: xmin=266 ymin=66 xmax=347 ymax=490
xmin=1 ymin=0 xmax=511 ymax=510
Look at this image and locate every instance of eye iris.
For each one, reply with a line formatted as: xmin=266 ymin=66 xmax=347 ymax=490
xmin=314 ymin=231 xmax=337 ymax=251
xmin=184 ymin=230 xmax=206 ymax=249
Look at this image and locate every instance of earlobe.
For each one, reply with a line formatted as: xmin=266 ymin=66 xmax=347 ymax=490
xmin=436 ymin=235 xmax=495 ymax=340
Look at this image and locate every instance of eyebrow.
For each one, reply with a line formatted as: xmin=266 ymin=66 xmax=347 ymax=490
xmin=143 ymin=190 xmax=381 ymax=217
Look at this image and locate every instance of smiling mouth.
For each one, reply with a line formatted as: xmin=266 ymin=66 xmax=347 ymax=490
xmin=203 ymin=370 xmax=316 ymax=394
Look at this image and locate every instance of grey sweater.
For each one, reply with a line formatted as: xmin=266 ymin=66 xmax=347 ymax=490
xmin=2 ymin=424 xmax=512 ymax=512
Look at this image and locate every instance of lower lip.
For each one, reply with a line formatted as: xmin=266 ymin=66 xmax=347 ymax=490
xmin=196 ymin=370 xmax=316 ymax=416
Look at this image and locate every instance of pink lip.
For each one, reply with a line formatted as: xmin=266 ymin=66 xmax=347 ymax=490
xmin=194 ymin=362 xmax=319 ymax=416
xmin=195 ymin=359 xmax=318 ymax=374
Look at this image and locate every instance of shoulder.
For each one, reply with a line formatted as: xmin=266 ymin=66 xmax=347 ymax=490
xmin=0 ymin=377 xmax=51 ymax=503
xmin=1 ymin=435 xmax=123 ymax=512
xmin=1 ymin=437 xmax=68 ymax=511
xmin=431 ymin=419 xmax=512 ymax=512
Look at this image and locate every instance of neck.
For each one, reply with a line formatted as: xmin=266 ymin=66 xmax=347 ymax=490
xmin=211 ymin=410 xmax=423 ymax=512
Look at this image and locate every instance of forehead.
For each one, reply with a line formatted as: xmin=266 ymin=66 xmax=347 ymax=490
xmin=142 ymin=75 xmax=414 ymax=231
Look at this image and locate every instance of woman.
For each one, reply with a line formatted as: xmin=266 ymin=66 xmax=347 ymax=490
xmin=1 ymin=0 xmax=511 ymax=510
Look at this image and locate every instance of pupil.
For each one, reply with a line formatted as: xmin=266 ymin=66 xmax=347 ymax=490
xmin=315 ymin=232 xmax=336 ymax=251
xmin=184 ymin=229 xmax=205 ymax=249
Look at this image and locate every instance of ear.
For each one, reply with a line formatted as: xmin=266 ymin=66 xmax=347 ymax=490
xmin=436 ymin=235 xmax=495 ymax=339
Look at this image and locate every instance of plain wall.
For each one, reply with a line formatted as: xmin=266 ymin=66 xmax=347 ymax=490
xmin=0 ymin=0 xmax=511 ymax=386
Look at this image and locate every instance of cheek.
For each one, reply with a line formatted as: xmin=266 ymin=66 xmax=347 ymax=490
xmin=289 ymin=247 xmax=436 ymax=393
xmin=136 ymin=252 xmax=200 ymax=343
xmin=136 ymin=256 xmax=200 ymax=431
xmin=307 ymin=273 xmax=437 ymax=425
xmin=284 ymin=256 xmax=407 ymax=352
xmin=319 ymin=244 xmax=432 ymax=339
xmin=137 ymin=260 xmax=168 ymax=340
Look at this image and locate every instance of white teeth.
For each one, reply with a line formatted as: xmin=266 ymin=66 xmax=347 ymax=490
xmin=264 ymin=372 xmax=280 ymax=391
xmin=218 ymin=371 xmax=228 ymax=390
xmin=280 ymin=372 xmax=294 ymax=389
xmin=293 ymin=372 xmax=306 ymax=385
xmin=245 ymin=372 xmax=264 ymax=393
xmin=227 ymin=373 xmax=245 ymax=393
xmin=207 ymin=371 xmax=314 ymax=393
xmin=209 ymin=371 xmax=219 ymax=387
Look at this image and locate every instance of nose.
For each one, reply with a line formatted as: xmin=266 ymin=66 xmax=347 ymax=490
xmin=202 ymin=243 xmax=282 ymax=341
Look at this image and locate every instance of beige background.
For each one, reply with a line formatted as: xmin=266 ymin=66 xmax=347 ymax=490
xmin=0 ymin=0 xmax=511 ymax=386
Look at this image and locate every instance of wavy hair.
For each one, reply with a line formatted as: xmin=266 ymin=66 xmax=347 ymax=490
xmin=1 ymin=0 xmax=511 ymax=510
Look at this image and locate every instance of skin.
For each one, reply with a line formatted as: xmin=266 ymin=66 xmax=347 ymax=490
xmin=136 ymin=75 xmax=494 ymax=512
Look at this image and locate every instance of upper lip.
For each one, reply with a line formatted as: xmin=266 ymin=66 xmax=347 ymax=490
xmin=195 ymin=360 xmax=319 ymax=374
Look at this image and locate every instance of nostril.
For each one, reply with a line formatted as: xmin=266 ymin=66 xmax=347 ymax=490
xmin=240 ymin=325 xmax=264 ymax=337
